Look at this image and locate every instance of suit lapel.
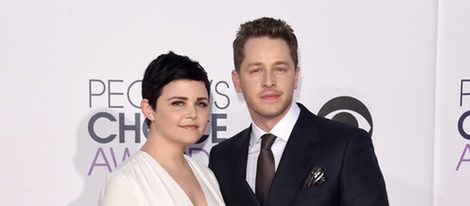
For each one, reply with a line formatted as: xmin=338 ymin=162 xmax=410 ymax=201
xmin=268 ymin=105 xmax=323 ymax=206
xmin=226 ymin=126 xmax=261 ymax=205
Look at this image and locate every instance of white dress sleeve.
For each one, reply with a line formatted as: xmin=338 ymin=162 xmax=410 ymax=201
xmin=99 ymin=171 xmax=140 ymax=206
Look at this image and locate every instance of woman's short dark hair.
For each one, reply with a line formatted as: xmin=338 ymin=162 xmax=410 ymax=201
xmin=142 ymin=51 xmax=210 ymax=125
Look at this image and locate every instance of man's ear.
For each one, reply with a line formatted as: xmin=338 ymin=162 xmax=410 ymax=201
xmin=141 ymin=99 xmax=155 ymax=121
xmin=294 ymin=66 xmax=300 ymax=89
xmin=232 ymin=69 xmax=242 ymax=92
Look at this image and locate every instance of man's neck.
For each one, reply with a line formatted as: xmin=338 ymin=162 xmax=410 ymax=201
xmin=250 ymin=104 xmax=293 ymax=132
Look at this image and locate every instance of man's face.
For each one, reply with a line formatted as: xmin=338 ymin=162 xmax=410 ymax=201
xmin=232 ymin=37 xmax=299 ymax=125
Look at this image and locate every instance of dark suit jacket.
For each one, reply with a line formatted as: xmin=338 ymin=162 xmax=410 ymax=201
xmin=209 ymin=103 xmax=388 ymax=206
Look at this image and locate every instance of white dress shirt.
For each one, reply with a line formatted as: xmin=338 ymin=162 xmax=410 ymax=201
xmin=245 ymin=102 xmax=301 ymax=192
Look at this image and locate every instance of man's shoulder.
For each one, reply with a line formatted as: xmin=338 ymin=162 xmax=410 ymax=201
xmin=297 ymin=103 xmax=369 ymax=139
xmin=318 ymin=113 xmax=366 ymax=131
xmin=211 ymin=126 xmax=250 ymax=152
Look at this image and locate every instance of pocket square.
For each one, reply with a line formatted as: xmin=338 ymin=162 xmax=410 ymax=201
xmin=304 ymin=166 xmax=326 ymax=189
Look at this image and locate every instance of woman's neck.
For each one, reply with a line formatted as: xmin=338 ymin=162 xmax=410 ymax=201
xmin=140 ymin=132 xmax=186 ymax=168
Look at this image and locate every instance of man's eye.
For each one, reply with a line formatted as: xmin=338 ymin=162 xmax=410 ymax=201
xmin=250 ymin=68 xmax=262 ymax=74
xmin=275 ymin=67 xmax=287 ymax=73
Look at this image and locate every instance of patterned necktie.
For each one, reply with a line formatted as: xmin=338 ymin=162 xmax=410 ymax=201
xmin=256 ymin=133 xmax=277 ymax=205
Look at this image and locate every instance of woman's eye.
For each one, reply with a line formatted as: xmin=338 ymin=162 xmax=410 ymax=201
xmin=171 ymin=101 xmax=184 ymax=106
xmin=197 ymin=102 xmax=208 ymax=107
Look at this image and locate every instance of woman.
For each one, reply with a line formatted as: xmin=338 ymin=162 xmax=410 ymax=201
xmin=99 ymin=51 xmax=225 ymax=206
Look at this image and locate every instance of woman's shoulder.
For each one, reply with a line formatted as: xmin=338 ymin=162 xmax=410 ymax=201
xmin=99 ymin=152 xmax=148 ymax=206
xmin=110 ymin=151 xmax=151 ymax=179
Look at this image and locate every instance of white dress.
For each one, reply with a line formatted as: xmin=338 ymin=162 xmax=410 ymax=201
xmin=99 ymin=151 xmax=225 ymax=206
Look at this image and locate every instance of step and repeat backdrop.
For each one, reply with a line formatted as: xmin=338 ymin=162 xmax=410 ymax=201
xmin=433 ymin=1 xmax=470 ymax=206
xmin=0 ymin=0 xmax=468 ymax=205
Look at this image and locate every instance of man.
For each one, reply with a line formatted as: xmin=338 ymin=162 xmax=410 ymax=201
xmin=209 ymin=17 xmax=388 ymax=206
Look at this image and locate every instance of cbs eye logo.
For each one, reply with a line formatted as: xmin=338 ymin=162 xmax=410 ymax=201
xmin=317 ymin=96 xmax=373 ymax=136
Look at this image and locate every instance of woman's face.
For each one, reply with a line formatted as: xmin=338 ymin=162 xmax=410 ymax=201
xmin=149 ymin=79 xmax=209 ymax=146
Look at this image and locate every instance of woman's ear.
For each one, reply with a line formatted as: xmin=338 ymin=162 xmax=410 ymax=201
xmin=141 ymin=99 xmax=155 ymax=121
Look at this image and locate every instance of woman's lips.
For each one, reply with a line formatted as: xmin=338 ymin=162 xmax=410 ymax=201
xmin=180 ymin=124 xmax=199 ymax=130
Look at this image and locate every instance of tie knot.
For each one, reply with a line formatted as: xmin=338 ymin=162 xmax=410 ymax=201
xmin=260 ymin=133 xmax=277 ymax=150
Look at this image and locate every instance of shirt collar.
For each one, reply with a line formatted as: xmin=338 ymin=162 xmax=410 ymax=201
xmin=250 ymin=102 xmax=301 ymax=146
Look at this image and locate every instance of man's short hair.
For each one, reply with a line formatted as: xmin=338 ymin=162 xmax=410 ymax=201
xmin=233 ymin=17 xmax=299 ymax=71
